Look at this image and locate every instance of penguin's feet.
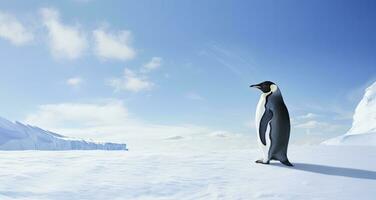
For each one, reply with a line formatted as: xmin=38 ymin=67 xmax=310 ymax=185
xmin=255 ymin=159 xmax=270 ymax=165
xmin=280 ymin=160 xmax=294 ymax=167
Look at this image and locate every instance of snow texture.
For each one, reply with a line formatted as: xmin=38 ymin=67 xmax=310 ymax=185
xmin=324 ymin=81 xmax=376 ymax=145
xmin=0 ymin=117 xmax=126 ymax=150
xmin=0 ymin=146 xmax=375 ymax=200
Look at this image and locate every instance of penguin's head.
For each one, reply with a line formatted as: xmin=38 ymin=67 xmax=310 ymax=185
xmin=250 ymin=81 xmax=277 ymax=93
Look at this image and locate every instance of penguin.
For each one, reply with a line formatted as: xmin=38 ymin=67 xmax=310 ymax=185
xmin=250 ymin=81 xmax=293 ymax=167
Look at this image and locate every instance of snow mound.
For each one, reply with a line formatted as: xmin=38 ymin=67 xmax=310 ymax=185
xmin=0 ymin=117 xmax=127 ymax=150
xmin=347 ymin=81 xmax=376 ymax=135
xmin=324 ymin=81 xmax=376 ymax=145
xmin=323 ymin=132 xmax=376 ymax=145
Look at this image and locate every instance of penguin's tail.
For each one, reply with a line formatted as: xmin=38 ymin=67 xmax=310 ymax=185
xmin=280 ymin=159 xmax=293 ymax=167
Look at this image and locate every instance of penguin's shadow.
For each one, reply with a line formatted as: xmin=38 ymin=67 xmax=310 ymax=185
xmin=270 ymin=162 xmax=376 ymax=180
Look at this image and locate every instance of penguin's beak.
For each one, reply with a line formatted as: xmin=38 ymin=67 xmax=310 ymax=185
xmin=250 ymin=84 xmax=260 ymax=89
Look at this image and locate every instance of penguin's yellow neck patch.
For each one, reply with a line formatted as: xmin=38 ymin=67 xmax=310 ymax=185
xmin=270 ymin=84 xmax=278 ymax=93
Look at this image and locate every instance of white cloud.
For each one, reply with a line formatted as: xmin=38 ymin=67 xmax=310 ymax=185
xmin=298 ymin=113 xmax=318 ymax=120
xmin=210 ymin=130 xmax=240 ymax=138
xmin=295 ymin=120 xmax=323 ymax=129
xmin=107 ymin=57 xmax=161 ymax=92
xmin=108 ymin=68 xmax=153 ymax=92
xmin=66 ymin=77 xmax=83 ymax=87
xmin=142 ymin=57 xmax=162 ymax=72
xmin=185 ymin=92 xmax=204 ymax=101
xmin=93 ymin=28 xmax=135 ymax=60
xmin=293 ymin=120 xmax=342 ymax=135
xmin=25 ymin=100 xmax=129 ymax=129
xmin=40 ymin=7 xmax=87 ymax=59
xmin=0 ymin=11 xmax=34 ymax=45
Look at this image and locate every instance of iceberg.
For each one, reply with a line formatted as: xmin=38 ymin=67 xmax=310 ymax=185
xmin=324 ymin=81 xmax=376 ymax=145
xmin=0 ymin=117 xmax=127 ymax=150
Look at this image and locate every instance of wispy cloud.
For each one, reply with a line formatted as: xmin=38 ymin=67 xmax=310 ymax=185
xmin=292 ymin=115 xmax=345 ymax=135
xmin=108 ymin=68 xmax=153 ymax=92
xmin=185 ymin=92 xmax=204 ymax=100
xmin=199 ymin=44 xmax=255 ymax=83
xmin=66 ymin=77 xmax=84 ymax=88
xmin=0 ymin=11 xmax=34 ymax=45
xmin=291 ymin=102 xmax=353 ymax=121
xmin=93 ymin=28 xmax=135 ymax=61
xmin=40 ymin=7 xmax=87 ymax=59
xmin=297 ymin=113 xmax=318 ymax=120
xmin=108 ymin=56 xmax=163 ymax=92
xmin=142 ymin=57 xmax=162 ymax=72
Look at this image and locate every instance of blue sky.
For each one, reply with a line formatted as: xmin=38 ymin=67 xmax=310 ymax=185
xmin=0 ymin=0 xmax=375 ymax=145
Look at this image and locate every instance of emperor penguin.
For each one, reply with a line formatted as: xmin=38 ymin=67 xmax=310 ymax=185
xmin=250 ymin=81 xmax=293 ymax=167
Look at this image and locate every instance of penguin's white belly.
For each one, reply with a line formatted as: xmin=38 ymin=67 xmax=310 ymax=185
xmin=255 ymin=93 xmax=272 ymax=162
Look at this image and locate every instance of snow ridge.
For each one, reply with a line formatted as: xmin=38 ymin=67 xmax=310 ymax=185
xmin=0 ymin=117 xmax=127 ymax=150
xmin=324 ymin=81 xmax=376 ymax=145
xmin=347 ymin=81 xmax=376 ymax=135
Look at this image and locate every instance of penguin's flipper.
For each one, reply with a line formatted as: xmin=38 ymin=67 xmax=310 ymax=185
xmin=259 ymin=109 xmax=273 ymax=145
xmin=280 ymin=159 xmax=293 ymax=167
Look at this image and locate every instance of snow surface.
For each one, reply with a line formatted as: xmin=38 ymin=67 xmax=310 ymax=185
xmin=324 ymin=81 xmax=376 ymax=145
xmin=0 ymin=117 xmax=126 ymax=150
xmin=0 ymin=146 xmax=375 ymax=200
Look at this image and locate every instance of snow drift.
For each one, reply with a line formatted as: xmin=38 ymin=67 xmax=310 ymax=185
xmin=324 ymin=81 xmax=376 ymax=145
xmin=0 ymin=117 xmax=127 ymax=150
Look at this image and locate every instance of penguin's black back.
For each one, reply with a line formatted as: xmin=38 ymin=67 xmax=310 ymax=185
xmin=266 ymin=91 xmax=291 ymax=163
